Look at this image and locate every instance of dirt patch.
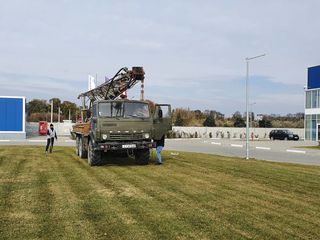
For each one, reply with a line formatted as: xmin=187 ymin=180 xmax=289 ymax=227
xmin=118 ymin=186 xmax=151 ymax=200
xmin=8 ymin=211 xmax=35 ymax=221
xmin=96 ymin=188 xmax=116 ymax=198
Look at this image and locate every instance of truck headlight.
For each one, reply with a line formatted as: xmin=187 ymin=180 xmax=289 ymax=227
xmin=144 ymin=133 xmax=150 ymax=139
xmin=102 ymin=134 xmax=108 ymax=140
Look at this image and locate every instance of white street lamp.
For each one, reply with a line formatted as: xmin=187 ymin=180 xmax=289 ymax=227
xmin=245 ymin=54 xmax=265 ymax=160
xmin=50 ymin=99 xmax=53 ymax=123
xmin=249 ymin=102 xmax=256 ymax=128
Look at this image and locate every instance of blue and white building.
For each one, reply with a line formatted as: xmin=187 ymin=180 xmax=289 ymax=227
xmin=305 ymin=66 xmax=320 ymax=141
xmin=0 ymin=96 xmax=26 ymax=140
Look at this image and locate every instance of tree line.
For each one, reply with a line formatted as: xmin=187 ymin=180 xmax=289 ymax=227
xmin=26 ymin=99 xmax=304 ymax=128
xmin=26 ymin=98 xmax=79 ymax=122
xmin=173 ymin=108 xmax=304 ymax=128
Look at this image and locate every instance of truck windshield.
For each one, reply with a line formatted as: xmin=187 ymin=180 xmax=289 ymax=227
xmin=98 ymin=102 xmax=150 ymax=118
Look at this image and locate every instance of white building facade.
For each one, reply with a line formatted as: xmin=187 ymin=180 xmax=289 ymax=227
xmin=305 ymin=66 xmax=320 ymax=141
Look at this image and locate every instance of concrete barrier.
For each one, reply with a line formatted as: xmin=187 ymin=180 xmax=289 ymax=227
xmin=172 ymin=127 xmax=304 ymax=140
xmin=27 ymin=121 xmax=74 ymax=137
xmin=26 ymin=123 xmax=305 ymax=140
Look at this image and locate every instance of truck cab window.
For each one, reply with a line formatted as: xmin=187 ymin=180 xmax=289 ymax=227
xmin=99 ymin=103 xmax=112 ymax=117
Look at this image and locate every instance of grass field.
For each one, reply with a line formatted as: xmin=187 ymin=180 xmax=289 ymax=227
xmin=298 ymin=145 xmax=320 ymax=150
xmin=1 ymin=146 xmax=320 ymax=240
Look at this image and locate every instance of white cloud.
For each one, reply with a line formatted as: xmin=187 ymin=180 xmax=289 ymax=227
xmin=0 ymin=0 xmax=316 ymax=114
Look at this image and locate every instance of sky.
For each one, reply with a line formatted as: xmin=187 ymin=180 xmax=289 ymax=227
xmin=0 ymin=0 xmax=319 ymax=116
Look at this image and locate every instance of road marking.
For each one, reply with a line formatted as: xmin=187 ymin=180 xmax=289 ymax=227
xmin=0 ymin=140 xmax=11 ymax=142
xmin=211 ymin=142 xmax=221 ymax=145
xmin=231 ymin=144 xmax=243 ymax=148
xmin=27 ymin=140 xmax=46 ymax=142
xmin=256 ymin=147 xmax=271 ymax=150
xmin=286 ymin=149 xmax=306 ymax=154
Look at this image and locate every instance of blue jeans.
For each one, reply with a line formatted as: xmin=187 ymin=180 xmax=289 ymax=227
xmin=156 ymin=146 xmax=163 ymax=163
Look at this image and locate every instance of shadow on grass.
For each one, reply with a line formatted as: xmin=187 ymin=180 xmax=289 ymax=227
xmin=99 ymin=151 xmax=158 ymax=166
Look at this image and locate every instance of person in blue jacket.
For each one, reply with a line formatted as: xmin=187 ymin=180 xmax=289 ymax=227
xmin=45 ymin=124 xmax=57 ymax=153
xmin=155 ymin=135 xmax=165 ymax=165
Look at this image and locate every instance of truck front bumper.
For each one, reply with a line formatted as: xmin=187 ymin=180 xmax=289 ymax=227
xmin=96 ymin=141 xmax=153 ymax=151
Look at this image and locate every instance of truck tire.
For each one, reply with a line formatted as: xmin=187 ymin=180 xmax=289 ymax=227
xmin=79 ymin=136 xmax=87 ymax=159
xmin=75 ymin=136 xmax=79 ymax=156
xmin=135 ymin=149 xmax=150 ymax=165
xmin=88 ymin=139 xmax=102 ymax=166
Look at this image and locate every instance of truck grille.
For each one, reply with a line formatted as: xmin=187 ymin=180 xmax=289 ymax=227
xmin=109 ymin=133 xmax=144 ymax=140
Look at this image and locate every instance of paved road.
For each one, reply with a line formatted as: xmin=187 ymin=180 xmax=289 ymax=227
xmin=166 ymin=138 xmax=320 ymax=166
xmin=0 ymin=137 xmax=75 ymax=146
xmin=1 ymin=137 xmax=319 ymax=166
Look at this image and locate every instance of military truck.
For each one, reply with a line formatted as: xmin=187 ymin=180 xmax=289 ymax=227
xmin=72 ymin=67 xmax=171 ymax=166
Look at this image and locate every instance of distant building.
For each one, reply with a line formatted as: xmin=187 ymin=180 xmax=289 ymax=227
xmin=0 ymin=96 xmax=26 ymax=140
xmin=256 ymin=114 xmax=264 ymax=121
xmin=305 ymin=66 xmax=320 ymax=141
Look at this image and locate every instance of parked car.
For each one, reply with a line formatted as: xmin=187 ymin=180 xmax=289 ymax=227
xmin=269 ymin=130 xmax=299 ymax=141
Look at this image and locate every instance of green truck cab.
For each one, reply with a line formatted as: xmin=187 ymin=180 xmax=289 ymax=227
xmin=73 ymin=99 xmax=171 ymax=166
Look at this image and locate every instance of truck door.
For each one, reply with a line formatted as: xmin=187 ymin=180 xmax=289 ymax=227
xmin=153 ymin=104 xmax=172 ymax=140
xmin=90 ymin=103 xmax=97 ymax=139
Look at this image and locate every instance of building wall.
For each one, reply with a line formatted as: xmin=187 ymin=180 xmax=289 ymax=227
xmin=26 ymin=121 xmax=74 ymax=137
xmin=0 ymin=96 xmax=26 ymax=140
xmin=305 ymin=113 xmax=320 ymax=141
xmin=173 ymin=127 xmax=304 ymax=140
xmin=305 ymin=66 xmax=320 ymax=141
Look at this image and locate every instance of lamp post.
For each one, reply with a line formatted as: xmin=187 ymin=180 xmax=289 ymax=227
xmin=58 ymin=106 xmax=61 ymax=123
xmin=245 ymin=54 xmax=265 ymax=160
xmin=50 ymin=99 xmax=53 ymax=123
xmin=249 ymin=102 xmax=256 ymax=128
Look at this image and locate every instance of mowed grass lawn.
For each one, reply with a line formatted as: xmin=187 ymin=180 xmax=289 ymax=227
xmin=298 ymin=146 xmax=320 ymax=150
xmin=0 ymin=146 xmax=320 ymax=240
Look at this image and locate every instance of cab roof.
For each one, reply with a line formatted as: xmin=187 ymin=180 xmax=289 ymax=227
xmin=94 ymin=99 xmax=148 ymax=104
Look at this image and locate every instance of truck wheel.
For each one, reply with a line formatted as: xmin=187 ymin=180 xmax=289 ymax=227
xmin=88 ymin=139 xmax=102 ymax=166
xmin=79 ymin=137 xmax=87 ymax=159
xmin=135 ymin=149 xmax=150 ymax=165
xmin=76 ymin=136 xmax=79 ymax=156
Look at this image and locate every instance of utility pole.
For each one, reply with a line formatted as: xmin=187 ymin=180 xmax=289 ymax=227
xmin=50 ymin=100 xmax=53 ymax=123
xmin=58 ymin=106 xmax=61 ymax=123
xmin=140 ymin=79 xmax=144 ymax=100
xmin=245 ymin=54 xmax=266 ymax=160
xmin=249 ymin=102 xmax=256 ymax=128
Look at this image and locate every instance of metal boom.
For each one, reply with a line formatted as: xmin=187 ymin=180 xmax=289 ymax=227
xmin=78 ymin=67 xmax=145 ymax=108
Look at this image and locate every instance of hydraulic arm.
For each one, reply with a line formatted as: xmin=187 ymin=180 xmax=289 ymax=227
xmin=78 ymin=67 xmax=144 ymax=109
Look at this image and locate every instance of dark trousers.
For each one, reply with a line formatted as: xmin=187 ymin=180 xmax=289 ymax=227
xmin=45 ymin=138 xmax=55 ymax=152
